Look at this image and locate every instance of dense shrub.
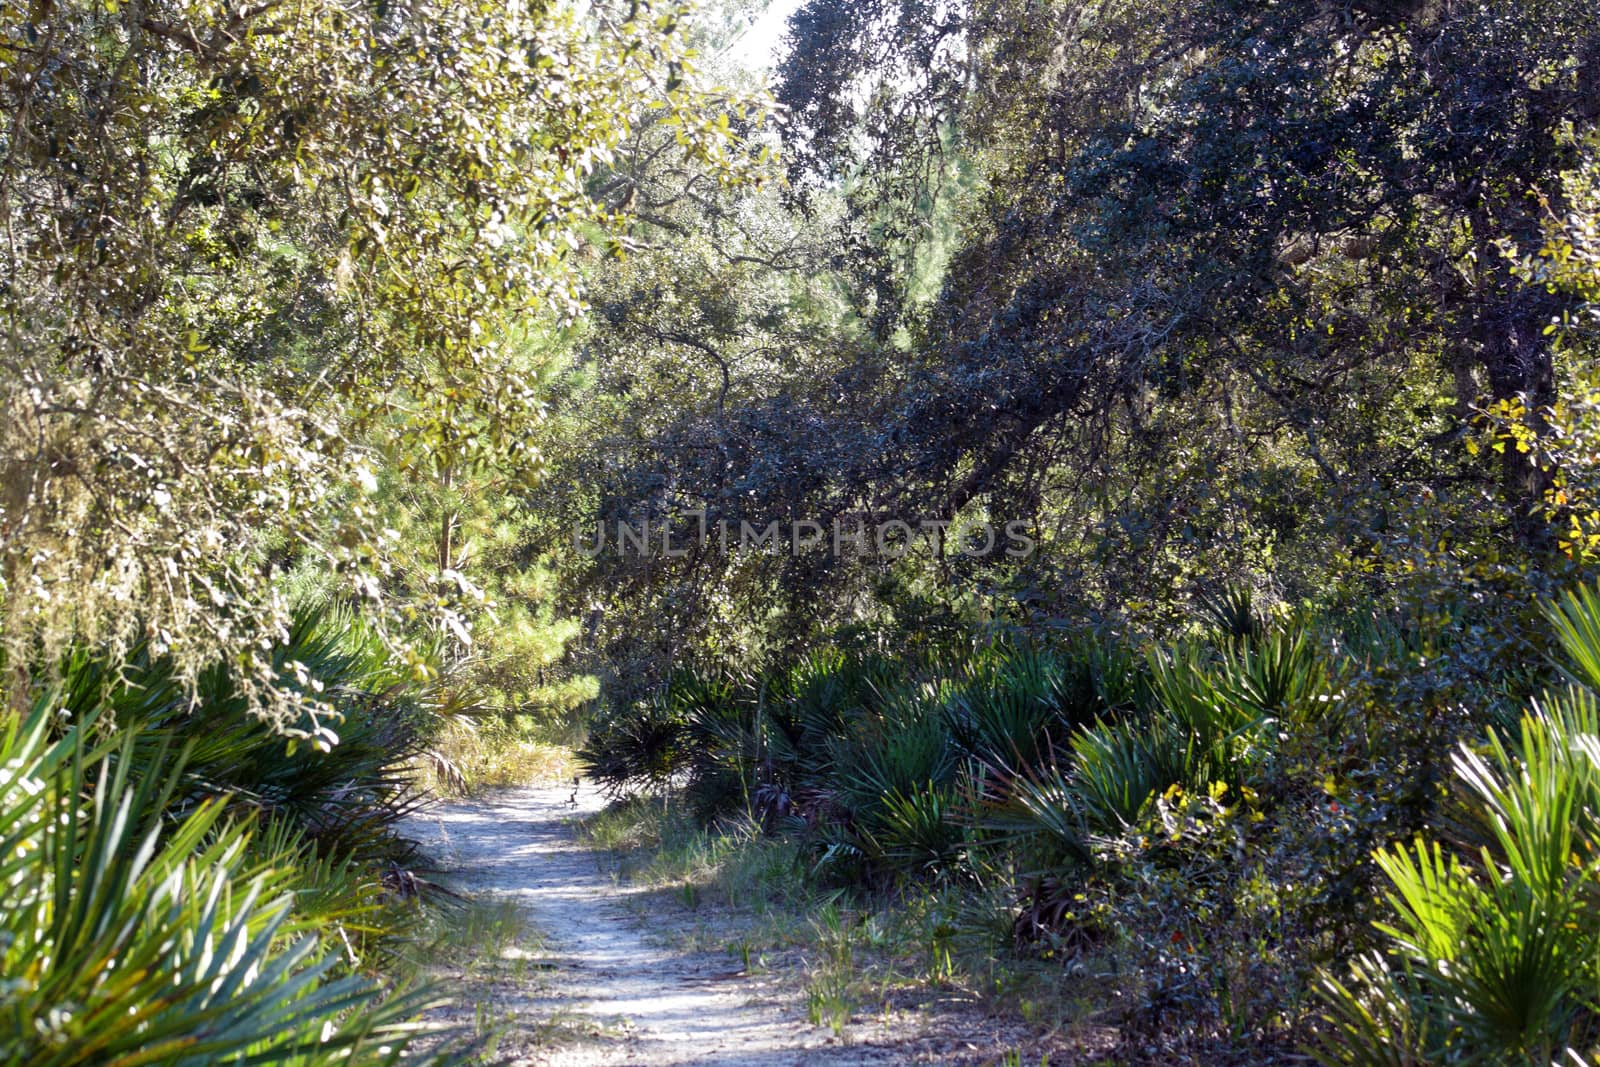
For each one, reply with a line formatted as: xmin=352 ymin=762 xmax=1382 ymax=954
xmin=0 ymin=700 xmax=437 ymax=1066
xmin=580 ymin=580 xmax=1600 ymax=1059
xmin=58 ymin=603 xmax=437 ymax=907
xmin=1317 ymin=583 xmax=1600 ymax=1065
xmin=0 ymin=602 xmax=447 ymax=1062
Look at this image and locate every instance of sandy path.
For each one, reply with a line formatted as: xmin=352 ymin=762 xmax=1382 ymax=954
xmin=405 ymin=784 xmax=907 ymax=1066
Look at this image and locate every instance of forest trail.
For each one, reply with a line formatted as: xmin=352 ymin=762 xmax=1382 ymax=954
xmin=406 ymin=785 xmax=911 ymax=1066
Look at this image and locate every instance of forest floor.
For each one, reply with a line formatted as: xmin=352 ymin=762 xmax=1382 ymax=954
xmin=403 ymin=784 xmax=1105 ymax=1066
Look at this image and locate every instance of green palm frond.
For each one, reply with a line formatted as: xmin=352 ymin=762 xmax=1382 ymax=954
xmin=1546 ymin=581 xmax=1600 ymax=694
xmin=1317 ymin=694 xmax=1600 ymax=1065
xmin=0 ymin=699 xmax=440 ymax=1067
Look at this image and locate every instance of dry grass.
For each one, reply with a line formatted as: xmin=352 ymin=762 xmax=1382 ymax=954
xmin=411 ymin=714 xmax=582 ymax=794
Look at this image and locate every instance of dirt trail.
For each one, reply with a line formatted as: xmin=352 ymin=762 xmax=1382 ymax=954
xmin=406 ymin=784 xmax=909 ymax=1066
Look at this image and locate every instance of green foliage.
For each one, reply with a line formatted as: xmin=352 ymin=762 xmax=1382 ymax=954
xmin=1318 ymin=583 xmax=1600 ymax=1065
xmin=0 ymin=701 xmax=437 ymax=1066
xmin=1069 ymin=715 xmax=1185 ymax=833
xmin=1547 ymin=581 xmax=1600 ymax=692
xmin=981 ymin=760 xmax=1093 ymax=871
xmin=1196 ymin=585 xmax=1268 ymax=646
xmin=1147 ymin=643 xmax=1272 ymax=789
xmin=60 ymin=601 xmax=434 ymax=888
xmin=945 ymin=645 xmax=1075 ymax=772
xmin=537 ymin=1 xmax=1600 ymax=1062
xmin=765 ymin=649 xmax=891 ymax=782
xmin=0 ymin=0 xmax=768 ymax=720
xmin=579 ymin=0 xmax=1600 ymax=674
xmin=579 ymin=691 xmax=691 ymax=796
xmin=830 ymin=683 xmax=958 ymax=818
xmin=0 ymin=599 xmax=460 ymax=1066
xmin=869 ymin=782 xmax=967 ymax=881
xmin=582 ymin=589 xmax=1559 ymax=1057
xmin=1318 ymin=691 xmax=1600 ymax=1065
xmin=8 ymin=2 xmax=1592 ymax=1064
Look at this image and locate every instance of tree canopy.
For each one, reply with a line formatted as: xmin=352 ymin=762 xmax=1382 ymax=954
xmin=0 ymin=0 xmax=765 ymax=723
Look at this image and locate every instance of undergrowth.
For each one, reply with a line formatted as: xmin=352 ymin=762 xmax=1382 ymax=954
xmin=575 ymin=576 xmax=1600 ymax=1062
